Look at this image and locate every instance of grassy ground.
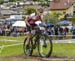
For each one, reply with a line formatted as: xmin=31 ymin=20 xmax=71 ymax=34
xmin=0 ymin=36 xmax=25 ymax=42
xmin=0 ymin=36 xmax=24 ymax=57
xmin=0 ymin=36 xmax=75 ymax=58
xmin=53 ymin=43 xmax=75 ymax=57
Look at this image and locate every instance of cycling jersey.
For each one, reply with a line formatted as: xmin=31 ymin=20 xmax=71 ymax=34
xmin=27 ymin=15 xmax=42 ymax=25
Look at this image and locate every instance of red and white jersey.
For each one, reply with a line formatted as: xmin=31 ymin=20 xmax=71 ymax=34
xmin=27 ymin=15 xmax=42 ymax=25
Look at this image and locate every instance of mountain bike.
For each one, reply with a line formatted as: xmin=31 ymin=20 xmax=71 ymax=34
xmin=23 ymin=24 xmax=53 ymax=58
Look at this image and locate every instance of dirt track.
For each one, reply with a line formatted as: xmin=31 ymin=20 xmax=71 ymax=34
xmin=0 ymin=54 xmax=75 ymax=61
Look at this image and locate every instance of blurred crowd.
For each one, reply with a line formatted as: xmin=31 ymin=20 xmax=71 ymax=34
xmin=0 ymin=23 xmax=75 ymax=39
xmin=47 ymin=25 xmax=75 ymax=39
xmin=0 ymin=24 xmax=26 ymax=37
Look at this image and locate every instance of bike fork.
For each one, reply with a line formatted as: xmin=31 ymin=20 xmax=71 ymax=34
xmin=43 ymin=34 xmax=47 ymax=47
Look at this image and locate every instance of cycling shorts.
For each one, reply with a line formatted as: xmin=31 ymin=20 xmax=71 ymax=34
xmin=26 ymin=24 xmax=37 ymax=32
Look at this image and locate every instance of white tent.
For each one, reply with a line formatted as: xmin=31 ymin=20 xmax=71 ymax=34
xmin=10 ymin=15 xmax=23 ymax=19
xmin=12 ymin=21 xmax=26 ymax=27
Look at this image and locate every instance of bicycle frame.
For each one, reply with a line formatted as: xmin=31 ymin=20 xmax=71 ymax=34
xmin=31 ymin=27 xmax=48 ymax=48
xmin=24 ymin=25 xmax=53 ymax=57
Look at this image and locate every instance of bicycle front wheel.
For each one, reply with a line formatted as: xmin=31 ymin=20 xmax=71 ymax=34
xmin=38 ymin=34 xmax=53 ymax=58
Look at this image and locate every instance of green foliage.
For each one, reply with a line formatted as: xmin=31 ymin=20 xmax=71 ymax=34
xmin=32 ymin=0 xmax=38 ymax=1
xmin=68 ymin=14 xmax=75 ymax=25
xmin=9 ymin=0 xmax=16 ymax=2
xmin=25 ymin=8 xmax=37 ymax=15
xmin=43 ymin=13 xmax=51 ymax=22
xmin=39 ymin=0 xmax=50 ymax=7
xmin=9 ymin=0 xmax=24 ymax=2
xmin=70 ymin=18 xmax=75 ymax=25
xmin=0 ymin=0 xmax=4 ymax=4
xmin=43 ymin=12 xmax=62 ymax=25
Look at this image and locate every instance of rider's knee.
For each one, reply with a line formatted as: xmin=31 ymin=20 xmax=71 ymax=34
xmin=27 ymin=32 xmax=31 ymax=36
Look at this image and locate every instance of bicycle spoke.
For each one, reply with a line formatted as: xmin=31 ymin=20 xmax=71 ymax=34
xmin=38 ymin=35 xmax=53 ymax=57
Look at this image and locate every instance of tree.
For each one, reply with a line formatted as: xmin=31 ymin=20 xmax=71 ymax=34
xmin=25 ymin=8 xmax=37 ymax=15
xmin=0 ymin=0 xmax=4 ymax=4
xmin=31 ymin=0 xmax=50 ymax=7
xmin=9 ymin=0 xmax=16 ymax=2
xmin=38 ymin=0 xmax=50 ymax=7
xmin=32 ymin=0 xmax=38 ymax=1
xmin=43 ymin=12 xmax=62 ymax=25
xmin=9 ymin=0 xmax=24 ymax=2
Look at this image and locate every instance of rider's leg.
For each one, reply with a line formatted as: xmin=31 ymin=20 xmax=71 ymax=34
xmin=26 ymin=32 xmax=31 ymax=45
xmin=26 ymin=24 xmax=32 ymax=48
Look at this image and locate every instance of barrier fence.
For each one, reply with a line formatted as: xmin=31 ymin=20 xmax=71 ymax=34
xmin=49 ymin=35 xmax=75 ymax=40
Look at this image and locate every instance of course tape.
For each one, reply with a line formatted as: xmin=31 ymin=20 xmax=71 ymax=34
xmin=0 ymin=43 xmax=23 ymax=53
xmin=52 ymin=39 xmax=75 ymax=43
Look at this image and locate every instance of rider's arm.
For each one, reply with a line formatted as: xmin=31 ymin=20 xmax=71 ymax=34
xmin=40 ymin=15 xmax=46 ymax=26
xmin=25 ymin=16 xmax=30 ymax=26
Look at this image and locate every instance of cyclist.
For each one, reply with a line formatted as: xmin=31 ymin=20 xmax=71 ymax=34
xmin=25 ymin=9 xmax=45 ymax=49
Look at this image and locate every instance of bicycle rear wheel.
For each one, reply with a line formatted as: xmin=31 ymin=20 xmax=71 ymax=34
xmin=23 ymin=38 xmax=33 ymax=56
xmin=38 ymin=34 xmax=53 ymax=58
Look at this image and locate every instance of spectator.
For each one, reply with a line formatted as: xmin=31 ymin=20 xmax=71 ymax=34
xmin=71 ymin=26 xmax=75 ymax=39
xmin=54 ymin=26 xmax=58 ymax=39
xmin=0 ymin=27 xmax=2 ymax=36
xmin=58 ymin=26 xmax=63 ymax=39
xmin=63 ymin=27 xmax=69 ymax=38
